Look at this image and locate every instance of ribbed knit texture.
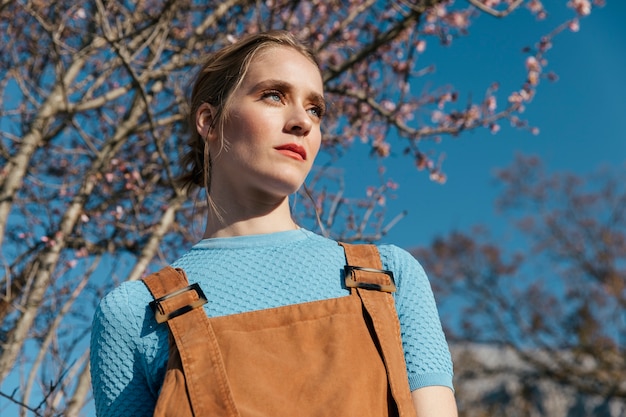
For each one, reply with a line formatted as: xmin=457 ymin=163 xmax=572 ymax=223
xmin=90 ymin=229 xmax=453 ymax=417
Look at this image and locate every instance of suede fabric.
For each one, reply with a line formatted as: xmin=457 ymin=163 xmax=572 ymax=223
xmin=143 ymin=244 xmax=416 ymax=417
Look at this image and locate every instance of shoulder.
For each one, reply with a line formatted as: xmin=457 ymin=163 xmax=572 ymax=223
xmin=376 ymin=244 xmax=429 ymax=289
xmin=94 ymin=280 xmax=153 ymax=324
xmin=91 ymin=279 xmax=157 ymax=353
xmin=376 ymin=243 xmax=421 ymax=267
xmin=375 ymin=244 xmax=440 ymax=327
xmin=91 ymin=277 xmax=168 ymax=387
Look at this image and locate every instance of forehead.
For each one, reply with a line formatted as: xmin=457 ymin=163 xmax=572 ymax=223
xmin=243 ymin=46 xmax=324 ymax=93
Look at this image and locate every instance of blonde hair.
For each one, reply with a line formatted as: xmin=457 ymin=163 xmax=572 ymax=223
xmin=178 ymin=30 xmax=321 ymax=193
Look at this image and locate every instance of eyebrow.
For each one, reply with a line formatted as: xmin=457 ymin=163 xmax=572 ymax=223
xmin=251 ymin=79 xmax=326 ymax=111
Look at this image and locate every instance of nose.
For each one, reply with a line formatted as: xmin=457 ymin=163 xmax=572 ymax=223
xmin=284 ymin=105 xmax=312 ymax=136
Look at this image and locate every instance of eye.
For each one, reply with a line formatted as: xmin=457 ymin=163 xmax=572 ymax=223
xmin=307 ymin=106 xmax=325 ymax=120
xmin=261 ymin=90 xmax=283 ymax=103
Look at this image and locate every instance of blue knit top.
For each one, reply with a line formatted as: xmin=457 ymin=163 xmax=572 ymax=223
xmin=90 ymin=229 xmax=453 ymax=417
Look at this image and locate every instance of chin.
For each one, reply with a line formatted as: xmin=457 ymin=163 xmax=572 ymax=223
xmin=274 ymin=184 xmax=306 ymax=199
xmin=268 ymin=174 xmax=308 ymax=196
xmin=280 ymin=184 xmax=304 ymax=197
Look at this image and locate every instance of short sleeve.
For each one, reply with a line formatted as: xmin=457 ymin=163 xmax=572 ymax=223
xmin=378 ymin=245 xmax=454 ymax=391
xmin=90 ymin=282 xmax=157 ymax=417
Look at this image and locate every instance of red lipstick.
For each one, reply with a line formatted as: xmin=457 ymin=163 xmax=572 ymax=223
xmin=275 ymin=143 xmax=307 ymax=161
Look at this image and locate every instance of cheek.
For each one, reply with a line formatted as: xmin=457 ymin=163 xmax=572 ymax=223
xmin=224 ymin=113 xmax=270 ymax=146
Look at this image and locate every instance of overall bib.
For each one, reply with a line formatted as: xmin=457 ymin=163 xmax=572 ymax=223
xmin=143 ymin=243 xmax=416 ymax=417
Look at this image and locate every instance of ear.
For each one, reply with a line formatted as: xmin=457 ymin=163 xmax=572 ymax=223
xmin=196 ymin=103 xmax=218 ymax=142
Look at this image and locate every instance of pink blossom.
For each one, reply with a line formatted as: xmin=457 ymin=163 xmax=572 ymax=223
xmin=509 ymin=89 xmax=533 ymax=104
xmin=485 ymin=96 xmax=497 ymax=112
xmin=508 ymin=92 xmax=523 ymax=104
xmin=393 ymin=61 xmax=408 ymax=73
xmin=431 ymin=110 xmax=445 ymax=123
xmin=528 ymin=0 xmax=546 ymax=18
xmin=429 ymin=171 xmax=447 ymax=184
xmin=520 ymin=89 xmax=532 ymax=101
xmin=374 ymin=142 xmax=390 ymax=157
xmin=416 ymin=40 xmax=426 ymax=53
xmin=415 ymin=154 xmax=428 ymax=171
xmin=449 ymin=12 xmax=469 ymax=29
xmin=568 ymin=0 xmax=591 ymax=16
xmin=381 ymin=100 xmax=396 ymax=112
xmin=568 ymin=19 xmax=580 ymax=32
xmin=74 ymin=8 xmax=86 ymax=19
xmin=526 ymin=56 xmax=541 ymax=72
xmin=467 ymin=105 xmax=481 ymax=123
xmin=437 ymin=93 xmax=454 ymax=109
xmin=433 ymin=4 xmax=447 ymax=18
xmin=422 ymin=23 xmax=436 ymax=35
xmin=41 ymin=235 xmax=56 ymax=247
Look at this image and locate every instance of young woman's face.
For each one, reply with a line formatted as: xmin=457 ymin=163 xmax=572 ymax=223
xmin=202 ymin=46 xmax=325 ymax=202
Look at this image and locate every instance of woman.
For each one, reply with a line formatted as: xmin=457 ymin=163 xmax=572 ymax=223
xmin=90 ymin=30 xmax=457 ymax=417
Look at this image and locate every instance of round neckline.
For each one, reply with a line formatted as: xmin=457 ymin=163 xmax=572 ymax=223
xmin=193 ymin=228 xmax=311 ymax=249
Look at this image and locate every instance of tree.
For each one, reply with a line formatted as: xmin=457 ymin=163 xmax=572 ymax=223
xmin=0 ymin=1 xmax=600 ymax=415
xmin=413 ymin=154 xmax=626 ymax=416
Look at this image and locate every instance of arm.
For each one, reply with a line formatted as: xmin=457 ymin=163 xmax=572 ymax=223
xmin=90 ymin=282 xmax=158 ymax=417
xmin=412 ymin=386 xmax=458 ymax=417
xmin=378 ymin=246 xmax=456 ymax=414
xmin=379 ymin=246 xmax=454 ymax=388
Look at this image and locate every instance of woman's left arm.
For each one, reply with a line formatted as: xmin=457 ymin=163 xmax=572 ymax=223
xmin=378 ymin=245 xmax=457 ymax=416
xmin=411 ymin=386 xmax=458 ymax=417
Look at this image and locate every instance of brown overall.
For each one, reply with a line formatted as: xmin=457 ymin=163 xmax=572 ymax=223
xmin=143 ymin=243 xmax=416 ymax=417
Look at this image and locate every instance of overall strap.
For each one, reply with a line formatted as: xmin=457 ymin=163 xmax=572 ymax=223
xmin=143 ymin=267 xmax=240 ymax=417
xmin=339 ymin=243 xmax=416 ymax=417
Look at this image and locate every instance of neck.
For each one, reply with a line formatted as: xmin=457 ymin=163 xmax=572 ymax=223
xmin=203 ymin=195 xmax=298 ymax=239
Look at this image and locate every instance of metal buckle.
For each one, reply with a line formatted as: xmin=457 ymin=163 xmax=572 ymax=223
xmin=149 ymin=283 xmax=208 ymax=324
xmin=344 ymin=265 xmax=396 ymax=293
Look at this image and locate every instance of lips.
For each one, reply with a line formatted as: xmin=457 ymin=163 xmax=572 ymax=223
xmin=274 ymin=143 xmax=307 ymax=161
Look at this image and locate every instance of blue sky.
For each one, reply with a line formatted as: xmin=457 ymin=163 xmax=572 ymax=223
xmin=336 ymin=1 xmax=626 ymax=249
